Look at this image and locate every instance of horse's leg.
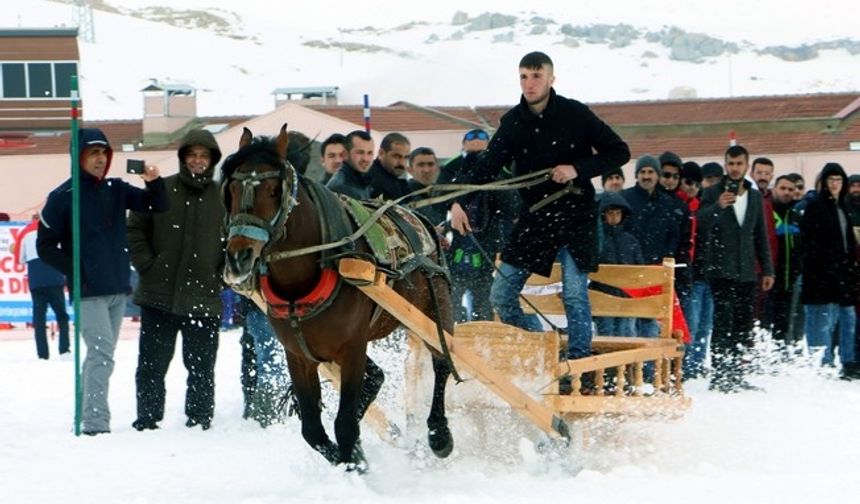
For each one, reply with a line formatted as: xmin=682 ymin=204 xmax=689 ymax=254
xmin=357 ymin=357 xmax=384 ymax=421
xmin=423 ymin=274 xmax=455 ymax=458
xmin=285 ymin=351 xmax=338 ymax=464
xmin=427 ymin=353 xmax=454 ymax=458
xmin=334 ymin=343 xmax=369 ymax=471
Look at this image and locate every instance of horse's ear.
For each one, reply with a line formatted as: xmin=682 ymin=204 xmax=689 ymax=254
xmin=275 ymin=123 xmax=289 ymax=160
xmin=240 ymin=127 xmax=253 ymax=149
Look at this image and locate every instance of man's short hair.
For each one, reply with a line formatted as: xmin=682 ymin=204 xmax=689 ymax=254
xmin=286 ymin=131 xmax=311 ymax=175
xmin=380 ymin=132 xmax=410 ymax=152
xmin=752 ymin=157 xmax=774 ymax=168
xmin=784 ymin=172 xmax=804 ymax=184
xmin=408 ymin=147 xmax=436 ymax=164
xmin=774 ymin=174 xmax=794 ymax=186
xmin=320 ymin=133 xmax=346 ymax=157
xmin=345 ymin=130 xmax=372 ymax=151
xmin=724 ymin=145 xmax=749 ymax=161
xmin=519 ymin=51 xmax=553 ymax=70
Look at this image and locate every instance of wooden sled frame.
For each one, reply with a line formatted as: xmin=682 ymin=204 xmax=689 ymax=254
xmin=517 ymin=257 xmax=690 ymax=415
xmin=391 ymin=257 xmax=689 ymax=434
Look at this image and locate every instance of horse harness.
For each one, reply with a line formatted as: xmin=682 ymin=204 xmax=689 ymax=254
xmin=225 ymin=163 xmax=448 ymax=364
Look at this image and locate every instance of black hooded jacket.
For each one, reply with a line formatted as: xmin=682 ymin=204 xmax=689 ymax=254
xmin=800 ymin=163 xmax=859 ymax=306
xmin=598 ymin=192 xmax=644 ymax=266
xmin=127 ymin=129 xmax=226 ymax=317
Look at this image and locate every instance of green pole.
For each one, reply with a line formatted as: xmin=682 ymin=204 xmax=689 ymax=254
xmin=70 ymin=75 xmax=82 ymax=436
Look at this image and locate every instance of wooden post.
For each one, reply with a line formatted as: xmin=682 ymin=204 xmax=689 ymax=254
xmin=654 ymin=358 xmax=663 ymax=393
xmin=634 ymin=361 xmax=644 ymax=396
xmin=594 ymin=369 xmax=605 ymax=396
xmin=615 ymin=366 xmax=625 ymax=396
xmin=673 ymin=356 xmax=684 ymax=395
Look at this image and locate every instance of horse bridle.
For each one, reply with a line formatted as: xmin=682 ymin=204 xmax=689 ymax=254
xmin=224 ymin=162 xmax=299 ymax=253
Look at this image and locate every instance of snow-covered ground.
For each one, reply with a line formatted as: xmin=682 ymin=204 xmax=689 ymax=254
xmin=1 ymin=324 xmax=859 ymax=504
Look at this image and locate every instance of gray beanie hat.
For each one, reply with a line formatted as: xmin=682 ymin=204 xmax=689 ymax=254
xmin=635 ymin=155 xmax=661 ymax=177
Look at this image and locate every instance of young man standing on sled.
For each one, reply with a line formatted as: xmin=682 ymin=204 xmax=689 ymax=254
xmin=449 ymin=51 xmax=630 ymax=379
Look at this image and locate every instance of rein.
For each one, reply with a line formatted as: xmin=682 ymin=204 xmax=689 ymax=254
xmin=264 ymin=167 xmax=560 ymax=264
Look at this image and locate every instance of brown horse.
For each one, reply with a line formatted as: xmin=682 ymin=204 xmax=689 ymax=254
xmin=221 ymin=124 xmax=454 ymax=471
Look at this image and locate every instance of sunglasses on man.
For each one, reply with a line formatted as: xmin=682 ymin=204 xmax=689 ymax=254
xmin=661 ymin=172 xmax=680 ymax=180
xmin=464 ymin=130 xmax=490 ymax=141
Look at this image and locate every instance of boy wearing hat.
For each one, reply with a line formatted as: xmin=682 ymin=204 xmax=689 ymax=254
xmin=593 ymin=193 xmax=643 ymax=336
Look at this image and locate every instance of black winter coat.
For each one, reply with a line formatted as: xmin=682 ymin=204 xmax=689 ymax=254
xmin=326 ymin=162 xmax=372 ymax=200
xmin=459 ymin=89 xmax=630 ymax=276
xmin=621 ymin=185 xmax=682 ymax=265
xmin=800 ymin=172 xmax=859 ymax=306
xmin=368 ymin=159 xmax=410 ymax=200
xmin=699 ymin=178 xmax=774 ymax=283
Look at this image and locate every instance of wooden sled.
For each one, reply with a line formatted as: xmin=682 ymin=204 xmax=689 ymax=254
xmin=392 ymin=258 xmax=690 ymax=441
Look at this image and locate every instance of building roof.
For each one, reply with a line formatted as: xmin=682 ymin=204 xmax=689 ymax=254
xmin=307 ymin=102 xmax=483 ymax=132
xmin=0 ymin=28 xmax=79 ymax=38
xmin=471 ymin=92 xmax=860 ymax=157
xmin=0 ymin=116 xmax=253 ymax=156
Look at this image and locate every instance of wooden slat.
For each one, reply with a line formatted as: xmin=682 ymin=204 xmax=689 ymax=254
xmin=521 ymin=293 xmax=564 ymax=315
xmin=588 ymin=263 xmax=672 ymax=289
xmin=563 ymin=346 xmax=683 ymax=375
xmin=550 ymin=395 xmax=692 ymax=415
xmin=339 ymin=258 xmax=568 ymax=440
xmin=588 ymin=290 xmax=671 ymax=318
xmin=592 ymin=336 xmax=678 ymax=351
xmin=453 ymin=322 xmax=558 ymax=382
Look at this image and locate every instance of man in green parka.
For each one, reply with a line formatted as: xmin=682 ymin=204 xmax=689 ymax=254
xmin=128 ymin=129 xmax=225 ymax=431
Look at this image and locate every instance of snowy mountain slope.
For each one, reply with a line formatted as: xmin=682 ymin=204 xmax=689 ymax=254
xmin=2 ymin=0 xmax=859 ymax=120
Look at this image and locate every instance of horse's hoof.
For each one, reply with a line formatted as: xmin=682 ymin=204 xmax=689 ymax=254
xmin=342 ymin=443 xmax=369 ymax=474
xmin=344 ymin=459 xmax=369 ymax=474
xmin=428 ymin=425 xmax=454 ymax=458
xmin=315 ymin=441 xmax=340 ymax=465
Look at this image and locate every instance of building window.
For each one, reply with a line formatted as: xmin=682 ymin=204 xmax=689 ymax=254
xmin=0 ymin=61 xmax=78 ymax=99
xmin=1 ymin=63 xmax=26 ymax=98
xmin=54 ymin=63 xmax=77 ymax=97
xmin=28 ymin=63 xmax=52 ymax=98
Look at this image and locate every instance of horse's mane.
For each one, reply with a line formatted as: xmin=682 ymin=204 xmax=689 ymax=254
xmin=220 ymin=136 xmax=287 ymax=182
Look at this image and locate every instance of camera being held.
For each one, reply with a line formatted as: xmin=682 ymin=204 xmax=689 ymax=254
xmin=126 ymin=159 xmax=161 ymax=181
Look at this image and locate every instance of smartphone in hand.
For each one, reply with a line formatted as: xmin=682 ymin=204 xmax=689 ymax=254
xmin=127 ymin=159 xmax=145 ymax=174
xmin=725 ymin=179 xmax=740 ymax=194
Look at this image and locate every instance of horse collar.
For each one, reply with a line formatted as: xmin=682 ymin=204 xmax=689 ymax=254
xmin=260 ymin=269 xmax=341 ymax=321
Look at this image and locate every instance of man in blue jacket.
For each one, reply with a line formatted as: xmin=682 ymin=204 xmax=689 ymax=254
xmin=38 ymin=128 xmax=168 ymax=435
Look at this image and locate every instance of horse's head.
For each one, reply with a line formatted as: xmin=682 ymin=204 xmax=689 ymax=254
xmin=221 ymin=123 xmax=298 ymax=288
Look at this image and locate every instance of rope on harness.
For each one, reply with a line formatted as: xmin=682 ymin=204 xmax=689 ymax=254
xmin=265 ymin=168 xmax=555 ymax=263
xmin=425 ymin=273 xmax=463 ymax=384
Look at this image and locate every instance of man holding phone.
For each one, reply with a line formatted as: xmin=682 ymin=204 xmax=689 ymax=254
xmin=698 ymin=144 xmax=774 ymax=393
xmin=38 ymin=128 xmax=168 ymax=435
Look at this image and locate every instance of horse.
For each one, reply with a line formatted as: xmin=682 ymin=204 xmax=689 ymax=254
xmin=221 ymin=124 xmax=455 ymax=471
